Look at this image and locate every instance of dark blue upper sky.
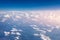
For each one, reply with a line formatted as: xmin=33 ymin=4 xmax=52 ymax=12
xmin=0 ymin=0 xmax=60 ymax=10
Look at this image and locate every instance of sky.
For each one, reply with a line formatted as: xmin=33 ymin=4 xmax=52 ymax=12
xmin=0 ymin=0 xmax=60 ymax=10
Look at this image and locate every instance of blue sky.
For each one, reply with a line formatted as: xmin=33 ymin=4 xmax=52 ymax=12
xmin=0 ymin=0 xmax=60 ymax=10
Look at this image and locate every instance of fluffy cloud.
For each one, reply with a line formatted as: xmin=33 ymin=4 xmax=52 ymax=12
xmin=40 ymin=34 xmax=51 ymax=40
xmin=4 ymin=31 xmax=10 ymax=36
xmin=4 ymin=27 xmax=22 ymax=40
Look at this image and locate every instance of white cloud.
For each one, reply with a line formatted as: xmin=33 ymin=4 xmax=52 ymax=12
xmin=46 ymin=29 xmax=52 ymax=32
xmin=11 ymin=28 xmax=18 ymax=32
xmin=34 ymin=33 xmax=39 ymax=36
xmin=4 ymin=14 xmax=10 ymax=18
xmin=2 ymin=10 xmax=60 ymax=40
xmin=16 ymin=32 xmax=21 ymax=35
xmin=40 ymin=34 xmax=51 ymax=40
xmin=32 ymin=27 xmax=39 ymax=30
xmin=11 ymin=32 xmax=16 ymax=35
xmin=25 ymin=13 xmax=30 ymax=18
xmin=1 ymin=10 xmax=60 ymax=27
xmin=1 ymin=10 xmax=60 ymax=30
xmin=10 ymin=27 xmax=22 ymax=32
xmin=34 ymin=33 xmax=51 ymax=40
xmin=30 ymin=25 xmax=37 ymax=27
xmin=4 ymin=27 xmax=22 ymax=40
xmin=15 ymin=36 xmax=19 ymax=40
xmin=4 ymin=31 xmax=10 ymax=36
xmin=36 ymin=29 xmax=46 ymax=34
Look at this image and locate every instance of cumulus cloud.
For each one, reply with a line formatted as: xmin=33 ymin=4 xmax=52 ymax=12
xmin=16 ymin=32 xmax=21 ymax=35
xmin=36 ymin=29 xmax=46 ymax=34
xmin=40 ymin=34 xmax=51 ymax=40
xmin=4 ymin=31 xmax=10 ymax=36
xmin=15 ymin=36 xmax=19 ymax=40
xmin=10 ymin=27 xmax=18 ymax=32
xmin=4 ymin=27 xmax=22 ymax=40
xmin=34 ymin=33 xmax=39 ymax=36
xmin=34 ymin=33 xmax=51 ymax=40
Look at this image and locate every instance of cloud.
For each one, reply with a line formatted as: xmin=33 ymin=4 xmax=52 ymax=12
xmin=4 ymin=31 xmax=10 ymax=36
xmin=40 ymin=34 xmax=51 ymax=40
xmin=16 ymin=32 xmax=21 ymax=35
xmin=1 ymin=10 xmax=60 ymax=40
xmin=34 ymin=33 xmax=39 ymax=36
xmin=34 ymin=33 xmax=51 ymax=40
xmin=15 ymin=36 xmax=19 ymax=40
xmin=4 ymin=27 xmax=22 ymax=39
xmin=10 ymin=27 xmax=18 ymax=31
xmin=36 ymin=29 xmax=46 ymax=34
xmin=30 ymin=24 xmax=46 ymax=34
xmin=4 ymin=14 xmax=11 ymax=18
